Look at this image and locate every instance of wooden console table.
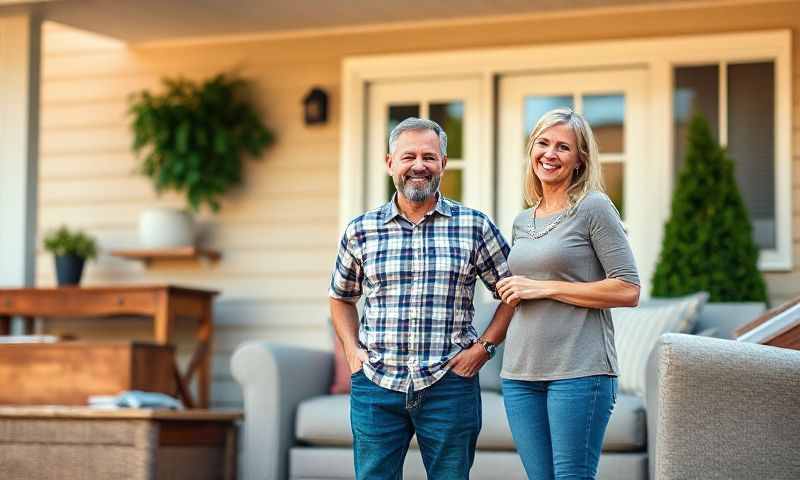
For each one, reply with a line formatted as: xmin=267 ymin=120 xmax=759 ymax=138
xmin=0 ymin=285 xmax=218 ymax=408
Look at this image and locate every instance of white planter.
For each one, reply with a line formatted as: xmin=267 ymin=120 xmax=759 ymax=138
xmin=138 ymin=207 xmax=195 ymax=248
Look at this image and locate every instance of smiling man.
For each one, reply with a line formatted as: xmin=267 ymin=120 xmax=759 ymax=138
xmin=329 ymin=117 xmax=517 ymax=480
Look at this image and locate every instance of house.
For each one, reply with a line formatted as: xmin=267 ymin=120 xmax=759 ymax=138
xmin=0 ymin=0 xmax=797 ymax=409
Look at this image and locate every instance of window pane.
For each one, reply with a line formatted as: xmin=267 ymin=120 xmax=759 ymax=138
xmin=584 ymin=94 xmax=624 ymax=154
xmin=602 ymin=162 xmax=625 ymax=219
xmin=430 ymin=102 xmax=464 ymax=158
xmin=523 ymin=95 xmax=574 ymax=145
xmin=673 ymin=65 xmax=719 ymax=174
xmin=728 ymin=62 xmax=775 ymax=249
xmin=440 ymin=168 xmax=463 ymax=202
xmin=387 ymin=104 xmax=421 ymax=154
xmin=386 ymin=105 xmax=420 ymax=200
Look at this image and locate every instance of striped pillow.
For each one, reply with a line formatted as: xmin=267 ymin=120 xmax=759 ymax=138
xmin=612 ymin=293 xmax=708 ymax=397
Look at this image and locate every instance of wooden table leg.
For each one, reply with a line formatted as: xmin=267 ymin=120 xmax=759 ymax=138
xmin=0 ymin=316 xmax=10 ymax=335
xmin=22 ymin=316 xmax=34 ymax=335
xmin=197 ymin=298 xmax=213 ymax=409
xmin=154 ymin=290 xmax=174 ymax=345
xmin=224 ymin=422 xmax=237 ymax=480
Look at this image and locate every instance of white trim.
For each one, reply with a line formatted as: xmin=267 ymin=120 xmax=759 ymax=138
xmin=341 ymin=29 xmax=793 ymax=270
xmin=737 ymin=302 xmax=800 ymax=344
xmin=135 ymin=0 xmax=781 ymax=48
xmin=0 ymin=14 xmax=40 ymax=288
xmin=719 ymin=61 xmax=728 ymax=146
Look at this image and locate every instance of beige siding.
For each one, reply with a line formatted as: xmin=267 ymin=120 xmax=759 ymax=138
xmin=38 ymin=0 xmax=800 ymax=407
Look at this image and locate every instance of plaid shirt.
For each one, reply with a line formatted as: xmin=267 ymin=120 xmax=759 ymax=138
xmin=329 ymin=194 xmax=511 ymax=393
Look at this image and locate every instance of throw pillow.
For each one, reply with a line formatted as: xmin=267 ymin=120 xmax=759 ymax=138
xmin=612 ymin=292 xmax=708 ymax=397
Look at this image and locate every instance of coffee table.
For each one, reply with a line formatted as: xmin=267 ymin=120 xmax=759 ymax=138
xmin=0 ymin=406 xmax=242 ymax=479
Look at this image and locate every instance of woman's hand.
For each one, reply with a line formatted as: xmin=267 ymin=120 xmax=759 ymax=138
xmin=496 ymin=276 xmax=554 ymax=304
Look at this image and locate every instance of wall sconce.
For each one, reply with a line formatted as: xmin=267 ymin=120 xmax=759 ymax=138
xmin=303 ymin=87 xmax=328 ymax=125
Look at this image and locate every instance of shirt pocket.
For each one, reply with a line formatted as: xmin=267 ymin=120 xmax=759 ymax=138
xmin=429 ymin=242 xmax=474 ymax=280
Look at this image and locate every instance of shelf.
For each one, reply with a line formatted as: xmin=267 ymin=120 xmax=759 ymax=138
xmin=110 ymin=247 xmax=221 ymax=265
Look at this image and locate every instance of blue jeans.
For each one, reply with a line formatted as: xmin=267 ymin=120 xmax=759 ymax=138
xmin=349 ymin=370 xmax=481 ymax=480
xmin=502 ymin=375 xmax=617 ymax=480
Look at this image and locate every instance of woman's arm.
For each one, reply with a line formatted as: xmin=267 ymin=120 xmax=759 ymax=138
xmin=496 ymin=276 xmax=639 ymax=309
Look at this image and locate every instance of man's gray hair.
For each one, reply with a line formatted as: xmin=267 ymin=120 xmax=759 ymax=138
xmin=388 ymin=117 xmax=448 ymax=157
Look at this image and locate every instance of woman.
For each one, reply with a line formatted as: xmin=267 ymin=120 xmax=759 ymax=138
xmin=496 ymin=108 xmax=640 ymax=480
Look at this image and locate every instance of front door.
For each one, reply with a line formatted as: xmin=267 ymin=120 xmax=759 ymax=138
xmin=498 ymin=69 xmax=656 ymax=293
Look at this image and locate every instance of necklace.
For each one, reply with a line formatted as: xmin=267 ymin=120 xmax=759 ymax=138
xmin=527 ymin=199 xmax=566 ymax=239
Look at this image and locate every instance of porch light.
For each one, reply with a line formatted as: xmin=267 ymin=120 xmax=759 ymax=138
xmin=303 ymin=87 xmax=328 ymax=125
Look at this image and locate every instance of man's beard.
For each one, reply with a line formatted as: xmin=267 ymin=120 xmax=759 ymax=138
xmin=393 ymin=174 xmax=441 ymax=202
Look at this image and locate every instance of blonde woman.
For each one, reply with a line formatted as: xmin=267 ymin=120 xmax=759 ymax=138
xmin=496 ymin=108 xmax=640 ymax=480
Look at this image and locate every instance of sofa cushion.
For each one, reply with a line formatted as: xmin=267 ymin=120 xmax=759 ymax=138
xmin=612 ymin=292 xmax=708 ymax=396
xmin=604 ymin=393 xmax=647 ymax=452
xmin=295 ymin=391 xmax=645 ymax=452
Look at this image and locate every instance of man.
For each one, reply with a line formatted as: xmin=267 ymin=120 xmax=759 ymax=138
xmin=329 ymin=117 xmax=516 ymax=480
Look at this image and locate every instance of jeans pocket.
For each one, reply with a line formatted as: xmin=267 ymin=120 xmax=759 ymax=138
xmin=449 ymin=369 xmax=477 ymax=380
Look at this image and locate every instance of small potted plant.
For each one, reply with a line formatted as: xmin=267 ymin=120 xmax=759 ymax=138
xmin=128 ymin=73 xmax=274 ymax=248
xmin=43 ymin=226 xmax=98 ymax=286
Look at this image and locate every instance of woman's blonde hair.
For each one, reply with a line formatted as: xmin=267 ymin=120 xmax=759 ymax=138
xmin=523 ymin=108 xmax=605 ymax=212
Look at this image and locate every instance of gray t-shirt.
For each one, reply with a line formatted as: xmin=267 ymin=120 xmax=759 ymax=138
xmin=501 ymin=191 xmax=640 ymax=381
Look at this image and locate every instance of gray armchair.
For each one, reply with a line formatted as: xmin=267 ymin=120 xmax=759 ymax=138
xmin=231 ymin=342 xmax=333 ymax=480
xmin=646 ymin=334 xmax=800 ymax=480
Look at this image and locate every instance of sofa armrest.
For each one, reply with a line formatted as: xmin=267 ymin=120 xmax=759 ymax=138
xmin=648 ymin=333 xmax=800 ymax=480
xmin=231 ymin=341 xmax=333 ymax=480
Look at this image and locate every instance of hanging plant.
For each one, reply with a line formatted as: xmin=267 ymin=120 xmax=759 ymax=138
xmin=128 ymin=73 xmax=275 ymax=212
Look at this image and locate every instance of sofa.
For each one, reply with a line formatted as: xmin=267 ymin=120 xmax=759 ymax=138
xmin=231 ymin=297 xmax=768 ymax=480
xmin=647 ymin=333 xmax=800 ymax=479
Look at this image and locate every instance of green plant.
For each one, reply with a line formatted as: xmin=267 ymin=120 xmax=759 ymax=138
xmin=128 ymin=73 xmax=274 ymax=212
xmin=43 ymin=226 xmax=98 ymax=260
xmin=651 ymin=114 xmax=767 ymax=302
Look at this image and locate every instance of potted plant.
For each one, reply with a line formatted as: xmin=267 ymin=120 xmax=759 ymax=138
xmin=128 ymin=73 xmax=274 ymax=248
xmin=43 ymin=226 xmax=98 ymax=286
xmin=651 ymin=114 xmax=767 ymax=330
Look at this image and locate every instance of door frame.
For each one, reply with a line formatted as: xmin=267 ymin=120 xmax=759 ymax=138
xmin=341 ymin=30 xmax=792 ymax=272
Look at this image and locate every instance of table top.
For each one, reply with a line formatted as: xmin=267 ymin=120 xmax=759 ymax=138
xmin=0 ymin=284 xmax=219 ymax=296
xmin=0 ymin=406 xmax=242 ymax=421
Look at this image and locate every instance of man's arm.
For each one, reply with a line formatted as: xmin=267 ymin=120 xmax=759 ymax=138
xmin=480 ymin=301 xmax=516 ymax=345
xmin=330 ymin=297 xmax=368 ymax=374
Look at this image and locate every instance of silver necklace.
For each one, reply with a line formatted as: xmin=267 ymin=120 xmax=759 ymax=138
xmin=527 ymin=199 xmax=566 ymax=239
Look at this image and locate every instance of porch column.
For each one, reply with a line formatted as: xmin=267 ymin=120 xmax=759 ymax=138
xmin=0 ymin=14 xmax=41 ymax=291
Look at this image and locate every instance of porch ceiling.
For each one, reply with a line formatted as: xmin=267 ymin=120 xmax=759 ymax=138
xmin=9 ymin=0 xmax=733 ymax=44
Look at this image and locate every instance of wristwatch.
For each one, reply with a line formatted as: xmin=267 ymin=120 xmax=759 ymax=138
xmin=476 ymin=337 xmax=497 ymax=359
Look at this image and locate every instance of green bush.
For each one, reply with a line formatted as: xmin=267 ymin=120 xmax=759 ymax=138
xmin=43 ymin=226 xmax=98 ymax=260
xmin=128 ymin=73 xmax=275 ymax=212
xmin=651 ymin=114 xmax=767 ymax=302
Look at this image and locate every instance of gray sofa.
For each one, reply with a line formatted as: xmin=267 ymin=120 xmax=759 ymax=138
xmin=230 ymin=301 xmax=771 ymax=480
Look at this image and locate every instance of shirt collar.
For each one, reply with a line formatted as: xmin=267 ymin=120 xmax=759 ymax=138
xmin=381 ymin=192 xmax=453 ymax=224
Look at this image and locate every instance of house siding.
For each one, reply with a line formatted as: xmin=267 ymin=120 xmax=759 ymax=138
xmin=38 ymin=0 xmax=800 ymax=407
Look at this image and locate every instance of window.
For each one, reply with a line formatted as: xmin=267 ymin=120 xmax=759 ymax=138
xmin=674 ymin=62 xmax=776 ymax=250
